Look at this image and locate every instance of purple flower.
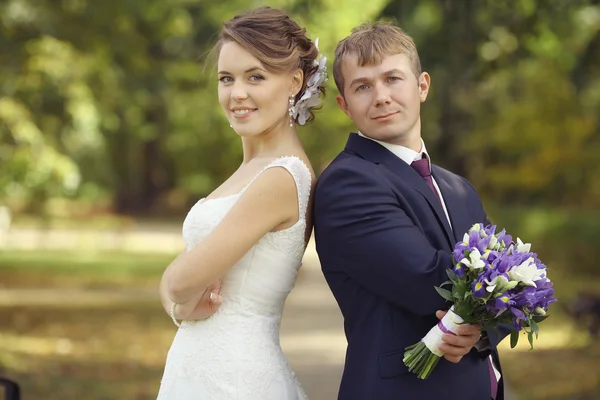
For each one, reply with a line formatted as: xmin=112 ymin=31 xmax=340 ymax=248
xmin=481 ymin=266 xmax=498 ymax=280
xmin=510 ymin=307 xmax=525 ymax=320
xmin=511 ymin=251 xmax=532 ymax=266
xmin=485 ymin=250 xmax=500 ymax=264
xmin=495 ymin=295 xmax=511 ymax=310
xmin=493 ymin=252 xmax=518 ymax=273
xmin=482 ymin=269 xmax=511 ymax=293
xmin=496 ymin=229 xmax=513 ymax=248
xmin=483 ymin=224 xmax=497 ymax=237
xmin=536 ymin=278 xmax=553 ymax=290
xmin=535 ymin=290 xmax=557 ymax=310
xmin=453 ymin=246 xmax=467 ymax=263
xmin=450 ymin=224 xmax=556 ymax=331
xmin=512 ymin=317 xmax=524 ymax=331
xmin=532 ymin=280 xmax=557 ymax=309
xmin=465 ymin=232 xmax=478 ymax=248
xmin=453 ymin=263 xmax=466 ymax=278
xmin=492 ymin=292 xmax=514 ymax=311
xmin=478 ymin=233 xmax=492 ymax=248
xmin=513 ymin=286 xmax=537 ymax=309
xmin=472 ymin=280 xmax=487 ymax=298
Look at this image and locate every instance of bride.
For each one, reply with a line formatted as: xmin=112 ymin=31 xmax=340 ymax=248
xmin=156 ymin=6 xmax=327 ymax=400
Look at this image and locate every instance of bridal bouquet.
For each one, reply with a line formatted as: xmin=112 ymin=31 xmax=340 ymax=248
xmin=403 ymin=223 xmax=556 ymax=379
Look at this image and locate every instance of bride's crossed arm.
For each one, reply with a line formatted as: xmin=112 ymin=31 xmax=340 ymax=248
xmin=159 ymin=254 xmax=222 ymax=320
xmin=164 ymin=167 xmax=300 ymax=317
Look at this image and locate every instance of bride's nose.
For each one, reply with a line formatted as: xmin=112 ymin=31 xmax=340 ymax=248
xmin=231 ymin=82 xmax=249 ymax=101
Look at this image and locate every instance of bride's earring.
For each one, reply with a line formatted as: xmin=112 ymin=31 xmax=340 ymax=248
xmin=288 ymin=94 xmax=295 ymax=127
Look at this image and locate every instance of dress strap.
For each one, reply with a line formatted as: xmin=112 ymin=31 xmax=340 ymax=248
xmin=239 ymin=156 xmax=312 ymax=220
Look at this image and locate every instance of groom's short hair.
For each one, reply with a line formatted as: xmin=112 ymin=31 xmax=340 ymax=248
xmin=333 ymin=22 xmax=422 ymax=96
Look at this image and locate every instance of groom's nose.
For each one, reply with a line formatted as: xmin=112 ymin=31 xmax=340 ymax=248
xmin=373 ymin=82 xmax=392 ymax=106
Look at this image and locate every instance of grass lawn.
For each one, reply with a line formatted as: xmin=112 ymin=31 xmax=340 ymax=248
xmin=0 ymin=250 xmax=172 ymax=289
xmin=0 ymin=250 xmax=175 ymax=399
xmin=1 ymin=250 xmax=599 ymax=399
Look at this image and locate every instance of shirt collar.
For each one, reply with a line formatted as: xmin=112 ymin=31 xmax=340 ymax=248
xmin=358 ymin=131 xmax=431 ymax=169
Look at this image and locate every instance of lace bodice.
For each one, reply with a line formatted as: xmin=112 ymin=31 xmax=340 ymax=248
xmin=181 ymin=156 xmax=311 ymax=261
xmin=157 ymin=156 xmax=311 ymax=400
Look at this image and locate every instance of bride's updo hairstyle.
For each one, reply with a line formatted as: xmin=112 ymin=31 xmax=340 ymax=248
xmin=215 ymin=6 xmax=326 ymax=125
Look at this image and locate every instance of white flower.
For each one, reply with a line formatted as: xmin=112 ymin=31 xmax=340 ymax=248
xmin=516 ymin=238 xmax=531 ymax=253
xmin=291 ymin=38 xmax=328 ymax=126
xmin=488 ymin=235 xmax=498 ymax=250
xmin=505 ymin=244 xmax=515 ymax=255
xmin=484 ymin=274 xmax=509 ymax=293
xmin=507 ymin=257 xmax=545 ymax=287
xmin=501 ymin=281 xmax=519 ymax=291
xmin=462 ymin=232 xmax=470 ymax=245
xmin=459 ymin=248 xmax=486 ymax=270
xmin=535 ymin=307 xmax=547 ymax=316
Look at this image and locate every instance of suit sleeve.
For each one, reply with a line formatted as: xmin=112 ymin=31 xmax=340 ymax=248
xmin=314 ymin=163 xmax=451 ymax=316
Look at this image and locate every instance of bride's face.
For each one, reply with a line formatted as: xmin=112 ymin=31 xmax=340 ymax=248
xmin=218 ymin=41 xmax=301 ymax=137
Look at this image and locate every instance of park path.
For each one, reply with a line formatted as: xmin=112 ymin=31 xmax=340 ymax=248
xmin=1 ymin=225 xmax=517 ymax=399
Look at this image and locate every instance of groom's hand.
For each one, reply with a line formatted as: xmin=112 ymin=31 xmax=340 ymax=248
xmin=436 ymin=310 xmax=481 ymax=364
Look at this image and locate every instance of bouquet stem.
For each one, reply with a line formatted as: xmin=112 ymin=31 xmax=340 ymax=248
xmin=403 ymin=305 xmax=463 ymax=379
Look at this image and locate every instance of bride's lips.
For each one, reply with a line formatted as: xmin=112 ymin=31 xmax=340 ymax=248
xmin=231 ymin=107 xmax=257 ymax=119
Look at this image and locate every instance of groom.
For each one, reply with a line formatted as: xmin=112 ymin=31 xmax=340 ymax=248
xmin=314 ymin=22 xmax=507 ymax=400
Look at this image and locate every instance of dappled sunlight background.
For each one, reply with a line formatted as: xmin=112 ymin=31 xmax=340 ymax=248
xmin=1 ymin=0 xmax=600 ymax=399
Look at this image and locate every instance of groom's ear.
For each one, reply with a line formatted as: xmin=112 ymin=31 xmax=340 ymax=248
xmin=336 ymin=94 xmax=352 ymax=118
xmin=418 ymin=72 xmax=431 ymax=103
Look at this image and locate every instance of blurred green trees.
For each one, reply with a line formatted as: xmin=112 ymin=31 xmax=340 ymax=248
xmin=1 ymin=0 xmax=599 ymax=213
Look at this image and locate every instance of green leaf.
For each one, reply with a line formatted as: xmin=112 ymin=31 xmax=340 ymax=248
xmin=530 ymin=319 xmax=539 ymax=338
xmin=455 ymin=281 xmax=467 ymax=299
xmin=532 ymin=315 xmax=549 ymax=323
xmin=494 ymin=309 xmax=507 ymax=318
xmin=527 ymin=331 xmax=534 ymax=350
xmin=510 ymin=330 xmax=519 ymax=349
xmin=435 ymin=286 xmax=453 ymax=302
xmin=446 ymin=268 xmax=458 ymax=282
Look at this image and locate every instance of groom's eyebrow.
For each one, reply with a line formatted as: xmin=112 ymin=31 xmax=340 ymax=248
xmin=349 ymin=77 xmax=371 ymax=87
xmin=349 ymin=69 xmax=405 ymax=87
xmin=383 ymin=69 xmax=404 ymax=77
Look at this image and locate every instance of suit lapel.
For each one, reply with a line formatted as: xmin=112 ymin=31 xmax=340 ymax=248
xmin=432 ymin=167 xmax=469 ymax=243
xmin=345 ymin=133 xmax=454 ymax=247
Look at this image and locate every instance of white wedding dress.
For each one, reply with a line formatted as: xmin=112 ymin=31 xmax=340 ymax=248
xmin=157 ymin=156 xmax=311 ymax=400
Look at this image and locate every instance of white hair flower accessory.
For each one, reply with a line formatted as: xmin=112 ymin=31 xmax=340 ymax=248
xmin=291 ymin=38 xmax=328 ymax=125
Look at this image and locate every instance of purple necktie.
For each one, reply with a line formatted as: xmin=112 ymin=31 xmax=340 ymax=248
xmin=489 ymin=359 xmax=498 ymax=399
xmin=412 ymin=157 xmax=499 ymax=399
xmin=410 ymin=158 xmax=441 ymax=204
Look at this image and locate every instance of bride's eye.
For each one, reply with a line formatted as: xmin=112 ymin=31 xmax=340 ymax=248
xmin=249 ymin=75 xmax=265 ymax=82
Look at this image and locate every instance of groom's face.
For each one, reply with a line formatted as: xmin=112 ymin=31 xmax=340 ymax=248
xmin=336 ymin=53 xmax=430 ymax=149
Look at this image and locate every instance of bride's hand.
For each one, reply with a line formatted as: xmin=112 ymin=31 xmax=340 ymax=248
xmin=186 ymin=280 xmax=224 ymax=320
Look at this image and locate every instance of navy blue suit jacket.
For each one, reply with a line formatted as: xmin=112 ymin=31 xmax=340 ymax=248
xmin=314 ymin=133 xmax=505 ymax=400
